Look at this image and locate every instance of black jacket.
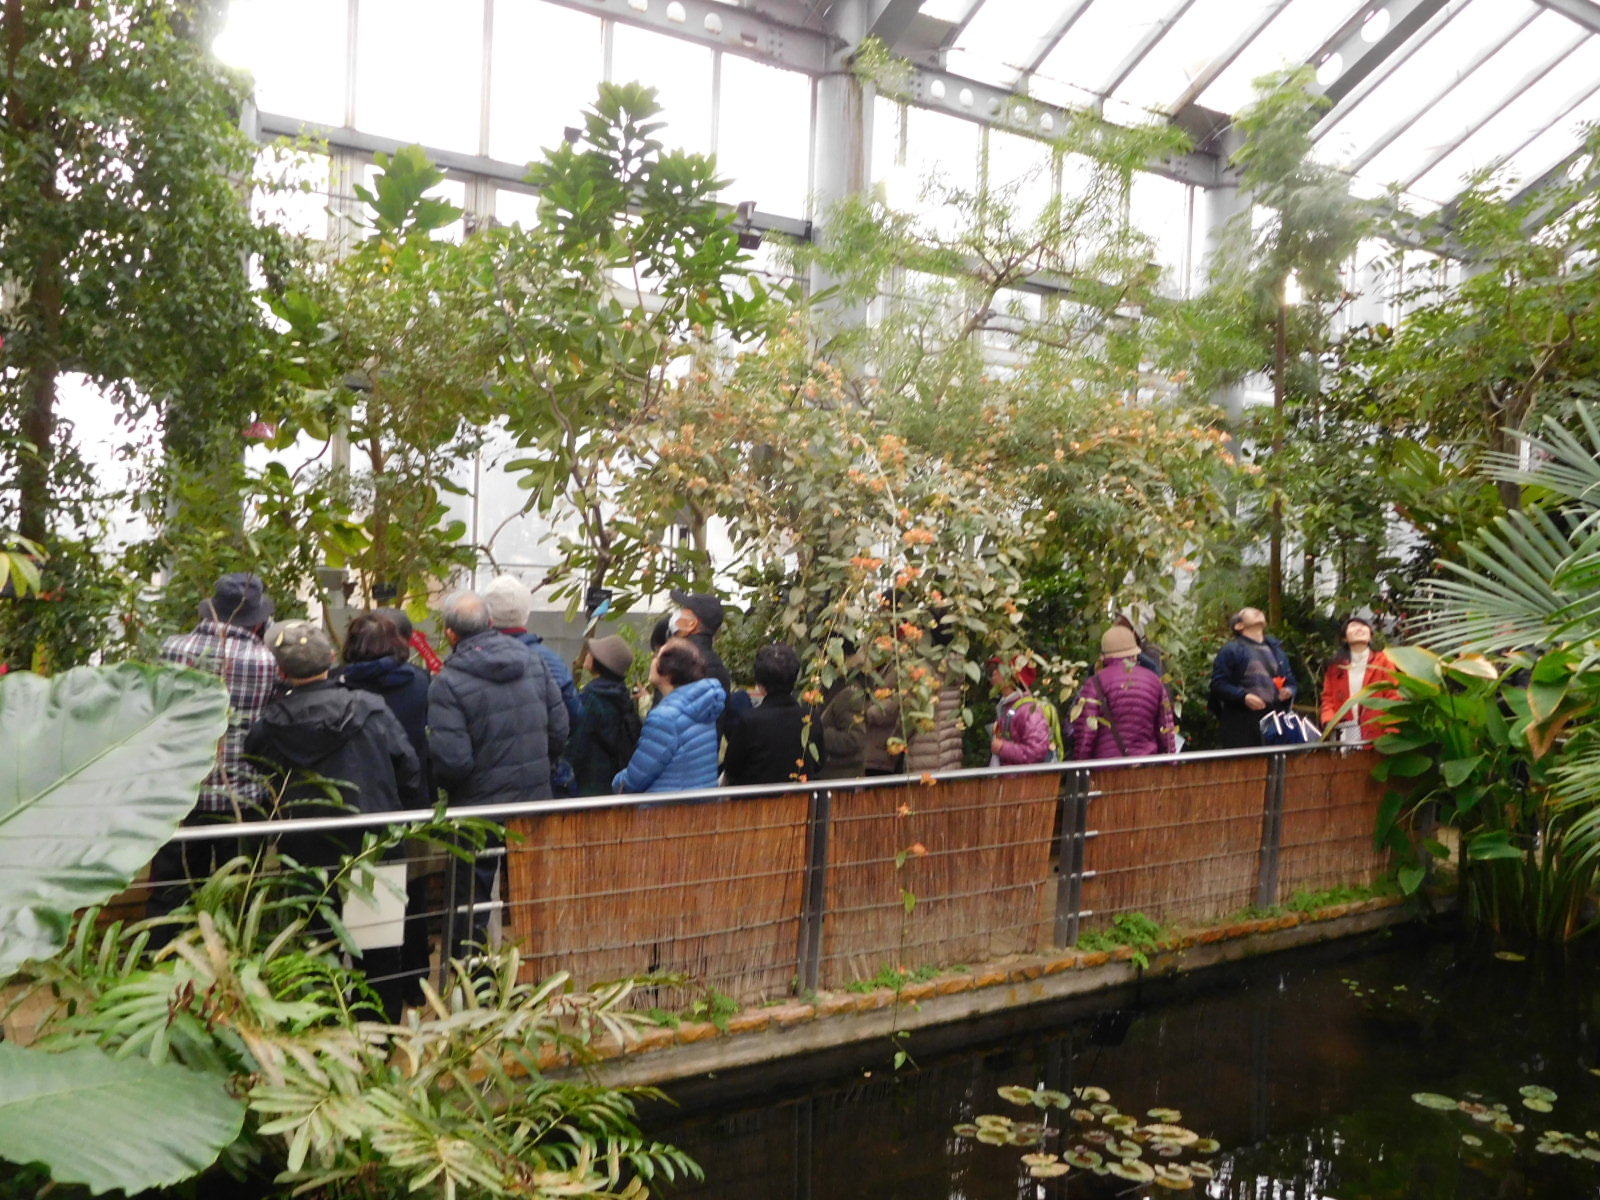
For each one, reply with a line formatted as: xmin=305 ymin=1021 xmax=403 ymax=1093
xmin=567 ymin=676 xmax=642 ymax=797
xmin=684 ymin=630 xmax=732 ymax=693
xmin=722 ymin=691 xmax=822 ymax=787
xmin=427 ymin=630 xmax=570 ymax=806
xmin=339 ymin=655 xmax=433 ymax=799
xmin=244 ymin=680 xmax=423 ymax=867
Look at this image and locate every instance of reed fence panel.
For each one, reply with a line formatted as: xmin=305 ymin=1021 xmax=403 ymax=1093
xmin=1276 ymin=747 xmax=1391 ymax=898
xmin=1080 ymin=757 xmax=1269 ymax=930
xmin=506 ymin=792 xmax=811 ymax=1008
xmin=818 ymin=773 xmax=1059 ymax=988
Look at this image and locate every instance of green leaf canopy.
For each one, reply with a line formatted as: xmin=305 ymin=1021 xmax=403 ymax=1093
xmin=0 ymin=663 xmax=228 ymax=976
xmin=0 ymin=1042 xmax=243 ymax=1194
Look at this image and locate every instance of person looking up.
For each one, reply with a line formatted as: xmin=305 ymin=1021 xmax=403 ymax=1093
xmin=147 ymin=572 xmax=279 ymax=933
xmin=1073 ymin=624 xmax=1178 ymax=760
xmin=246 ymin=619 xmax=421 ymax=1019
xmin=1321 ymin=615 xmax=1399 ymax=743
xmin=722 ymin=642 xmax=823 ymax=787
xmin=1208 ymin=607 xmax=1297 ymax=749
xmin=613 ymin=640 xmax=725 ymax=794
xmin=340 ymin=611 xmax=433 ymax=800
xmin=567 ymin=635 xmax=642 ymax=797
xmin=484 ymin=574 xmax=581 ymax=795
xmin=427 ymin=590 xmax=569 ymax=958
xmin=668 ymin=588 xmax=732 ymax=693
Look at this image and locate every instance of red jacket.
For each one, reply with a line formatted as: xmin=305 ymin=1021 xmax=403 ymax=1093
xmin=1321 ymin=649 xmax=1399 ymax=740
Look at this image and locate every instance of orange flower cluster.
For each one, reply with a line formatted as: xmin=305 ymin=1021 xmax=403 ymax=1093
xmin=850 ymin=555 xmax=884 ymax=571
xmin=902 ymin=528 xmax=936 ymax=547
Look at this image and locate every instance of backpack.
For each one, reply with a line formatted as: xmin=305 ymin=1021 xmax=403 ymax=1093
xmin=1013 ymin=695 xmax=1066 ymax=763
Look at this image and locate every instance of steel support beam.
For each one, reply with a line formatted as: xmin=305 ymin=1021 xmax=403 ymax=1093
xmin=1024 ymin=0 xmax=1097 ymax=77
xmin=865 ymin=0 xmax=925 ymax=48
xmin=1169 ymin=0 xmax=1294 ymax=116
xmin=1309 ymin=0 xmax=1455 ymax=110
xmin=537 ymin=0 xmax=833 ymax=73
xmin=254 ymin=111 xmax=815 ymax=239
xmin=1099 ymin=0 xmax=1203 ymax=102
xmin=1530 ymin=0 xmax=1600 ymax=35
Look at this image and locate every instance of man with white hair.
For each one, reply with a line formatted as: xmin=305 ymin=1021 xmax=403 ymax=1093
xmin=1208 ymin=607 xmax=1297 ymax=749
xmin=483 ymin=574 xmax=581 ymax=795
xmin=428 ymin=591 xmax=569 ymax=958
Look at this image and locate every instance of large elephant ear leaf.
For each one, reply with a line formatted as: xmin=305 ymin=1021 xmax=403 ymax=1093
xmin=0 ymin=1042 xmax=244 ymax=1194
xmin=0 ymin=663 xmax=229 ymax=977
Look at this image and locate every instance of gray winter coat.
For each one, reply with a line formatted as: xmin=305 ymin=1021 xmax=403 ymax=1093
xmin=906 ymin=674 xmax=965 ymax=774
xmin=428 ymin=630 xmax=570 ymax=806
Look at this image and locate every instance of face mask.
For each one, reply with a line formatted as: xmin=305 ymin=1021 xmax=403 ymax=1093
xmin=670 ymin=613 xmax=692 ymax=637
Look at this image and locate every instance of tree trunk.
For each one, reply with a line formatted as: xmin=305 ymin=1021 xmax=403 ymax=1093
xmin=1268 ymin=292 xmax=1287 ymax=628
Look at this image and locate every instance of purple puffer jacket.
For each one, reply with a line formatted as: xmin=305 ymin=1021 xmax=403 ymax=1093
xmin=1072 ymin=659 xmax=1177 ymax=761
xmin=993 ymin=691 xmax=1054 ymax=765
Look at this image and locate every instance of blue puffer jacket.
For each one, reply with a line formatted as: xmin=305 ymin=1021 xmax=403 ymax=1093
xmin=614 ymin=677 xmax=726 ymax=794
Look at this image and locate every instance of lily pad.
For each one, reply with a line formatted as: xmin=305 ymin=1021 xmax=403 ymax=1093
xmin=1189 ymin=1163 xmax=1216 ymax=1180
xmin=1412 ymin=1092 xmax=1460 ymax=1110
xmin=1192 ymin=1138 xmax=1221 ymax=1155
xmin=1074 ymin=1086 xmax=1111 ymax=1103
xmin=1105 ymin=1114 xmax=1137 ymax=1131
xmin=975 ymin=1115 xmax=1013 ymax=1130
xmin=1519 ymin=1085 xmax=1557 ymax=1103
xmin=1494 ymin=951 xmax=1526 ymax=962
xmin=1154 ymin=1176 xmax=1195 ymax=1190
xmin=1036 ymin=1089 xmax=1069 ymax=1109
xmin=952 ymin=1123 xmax=979 ymax=1137
xmin=1523 ymin=1098 xmax=1554 ymax=1114
xmin=1029 ymin=1162 xmax=1070 ymax=1178
xmin=1107 ymin=1138 xmax=1143 ymax=1159
xmin=1069 ymin=1108 xmax=1097 ymax=1123
xmin=1492 ymin=1118 xmax=1525 ymax=1135
xmin=998 ymin=1085 xmax=1038 ymax=1106
xmin=1008 ymin=1129 xmax=1042 ymax=1148
xmin=1461 ymin=1134 xmax=1483 ymax=1147
xmin=977 ymin=1129 xmax=1010 ymax=1145
xmin=1147 ymin=1107 xmax=1183 ymax=1123
xmin=1063 ymin=1149 xmax=1103 ymax=1169
xmin=1109 ymin=1160 xmax=1156 ymax=1182
xmin=1156 ymin=1165 xmax=1192 ymax=1182
xmin=1021 ymin=1153 xmax=1059 ymax=1167
xmin=1143 ymin=1123 xmax=1199 ymax=1146
xmin=1089 ymin=1102 xmax=1119 ymax=1117
xmin=1581 ymin=1148 xmax=1600 ymax=1162
xmin=1082 ymin=1129 xmax=1112 ymax=1145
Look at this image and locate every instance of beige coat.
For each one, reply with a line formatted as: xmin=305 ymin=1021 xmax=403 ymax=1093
xmin=906 ymin=674 xmax=964 ymax=774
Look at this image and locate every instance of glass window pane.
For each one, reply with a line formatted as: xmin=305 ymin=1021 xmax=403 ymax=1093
xmin=1130 ymin=172 xmax=1191 ymax=297
xmin=986 ymin=129 xmax=1054 ymax=224
xmin=495 ymin=187 xmax=541 ymax=229
xmin=1199 ymin=0 xmax=1365 ymax=115
xmin=1410 ymin=35 xmax=1600 ymax=202
xmin=1111 ymin=0 xmax=1281 ymax=114
xmin=1357 ymin=12 xmax=1584 ymax=192
xmin=951 ymin=0 xmax=1077 ymax=85
xmin=1494 ymin=89 xmax=1600 ymax=193
xmin=716 ymin=56 xmax=812 ymax=218
xmin=1035 ymin=0 xmax=1185 ymax=99
xmin=610 ymin=25 xmax=714 ymax=157
xmin=355 ymin=0 xmax=485 ymax=153
xmin=904 ymin=107 xmax=980 ymax=238
xmin=214 ymin=0 xmax=349 ymax=127
xmin=1315 ymin=0 xmax=1539 ymax=169
xmin=488 ymin=1 xmax=603 ymax=166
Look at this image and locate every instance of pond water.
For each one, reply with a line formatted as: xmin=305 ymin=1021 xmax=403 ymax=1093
xmin=650 ymin=925 xmax=1600 ymax=1199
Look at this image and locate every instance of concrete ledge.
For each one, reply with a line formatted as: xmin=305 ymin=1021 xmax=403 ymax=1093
xmin=578 ymin=896 xmax=1415 ymax=1087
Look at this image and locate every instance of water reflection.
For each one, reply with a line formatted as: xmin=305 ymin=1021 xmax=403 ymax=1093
xmin=652 ymin=928 xmax=1600 ymax=1199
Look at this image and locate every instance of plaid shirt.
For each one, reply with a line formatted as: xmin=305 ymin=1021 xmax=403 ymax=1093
xmin=161 ymin=619 xmax=279 ymax=814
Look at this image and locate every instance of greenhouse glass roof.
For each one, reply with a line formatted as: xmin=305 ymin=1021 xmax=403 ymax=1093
xmin=885 ymin=0 xmax=1600 ymax=210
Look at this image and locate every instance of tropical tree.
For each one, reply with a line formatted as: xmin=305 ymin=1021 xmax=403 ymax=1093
xmin=0 ymin=0 xmax=295 ymax=666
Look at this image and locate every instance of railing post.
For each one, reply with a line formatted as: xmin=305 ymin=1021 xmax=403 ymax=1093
xmin=1054 ymin=768 xmax=1090 ymax=948
xmin=796 ymin=787 xmax=832 ymax=994
xmin=440 ymin=849 xmax=460 ymax=994
xmin=1256 ymin=752 xmax=1287 ymax=909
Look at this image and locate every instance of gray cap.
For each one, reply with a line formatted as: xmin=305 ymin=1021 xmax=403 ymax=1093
xmin=587 ymin=634 xmax=634 ymax=678
xmin=266 ymin=620 xmax=336 ymax=680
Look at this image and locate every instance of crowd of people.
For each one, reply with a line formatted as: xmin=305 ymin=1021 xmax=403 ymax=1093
xmin=145 ymin=571 xmax=1398 ymax=1005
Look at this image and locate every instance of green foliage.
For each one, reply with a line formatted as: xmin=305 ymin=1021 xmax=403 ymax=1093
xmin=9 ymin=854 xmax=701 ymax=1198
xmin=845 ymin=963 xmax=940 ymax=993
xmin=0 ymin=663 xmax=228 ymax=976
xmin=0 ymin=1042 xmax=245 ymax=1196
xmin=685 ymin=988 xmax=741 ymax=1031
xmin=0 ymin=0 xmax=298 ymax=667
xmin=489 ymin=82 xmax=774 ymax=610
xmin=1076 ymin=911 xmax=1164 ymax=969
